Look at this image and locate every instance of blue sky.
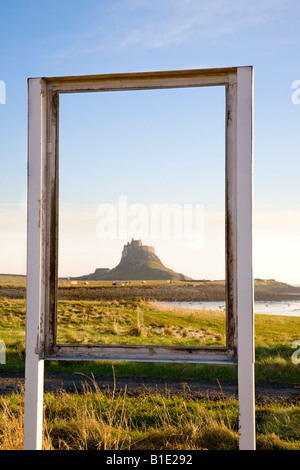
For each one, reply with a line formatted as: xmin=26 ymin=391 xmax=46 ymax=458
xmin=1 ymin=0 xmax=300 ymax=282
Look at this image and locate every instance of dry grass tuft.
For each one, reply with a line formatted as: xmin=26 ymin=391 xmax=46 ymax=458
xmin=1 ymin=387 xmax=299 ymax=450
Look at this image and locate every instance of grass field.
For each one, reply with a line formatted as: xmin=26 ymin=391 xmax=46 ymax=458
xmin=1 ymin=296 xmax=300 ymax=382
xmin=57 ymin=299 xmax=226 ymax=347
xmin=1 ymin=384 xmax=299 ymax=450
xmin=0 ymin=295 xmax=299 ymax=450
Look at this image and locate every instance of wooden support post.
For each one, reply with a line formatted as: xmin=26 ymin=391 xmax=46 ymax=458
xmin=236 ymin=66 xmax=256 ymax=450
xmin=23 ymin=78 xmax=46 ymax=450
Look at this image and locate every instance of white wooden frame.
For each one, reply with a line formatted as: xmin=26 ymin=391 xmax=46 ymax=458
xmin=24 ymin=67 xmax=255 ymax=450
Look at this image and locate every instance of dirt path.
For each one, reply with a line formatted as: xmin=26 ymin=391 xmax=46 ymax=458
xmin=0 ymin=371 xmax=299 ymax=404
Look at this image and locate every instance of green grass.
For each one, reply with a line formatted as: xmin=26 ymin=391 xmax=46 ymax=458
xmin=0 ymin=298 xmax=26 ymax=368
xmin=1 ymin=296 xmax=300 ymax=450
xmin=56 ymin=299 xmax=226 ymax=347
xmin=0 ymin=387 xmax=299 ymax=450
xmin=1 ymin=297 xmax=300 ymax=383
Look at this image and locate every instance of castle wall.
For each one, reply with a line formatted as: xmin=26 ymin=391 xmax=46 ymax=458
xmin=142 ymin=246 xmax=155 ymax=254
xmin=122 ymin=240 xmax=155 ymax=259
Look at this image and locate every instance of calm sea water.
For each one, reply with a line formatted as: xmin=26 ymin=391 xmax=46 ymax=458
xmin=156 ymin=301 xmax=300 ymax=317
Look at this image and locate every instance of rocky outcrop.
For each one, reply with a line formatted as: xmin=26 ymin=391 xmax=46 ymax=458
xmin=75 ymin=239 xmax=191 ymax=281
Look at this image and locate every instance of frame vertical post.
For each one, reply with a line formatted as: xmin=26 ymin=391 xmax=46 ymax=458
xmin=236 ymin=66 xmax=255 ymax=450
xmin=23 ymin=78 xmax=46 ymax=450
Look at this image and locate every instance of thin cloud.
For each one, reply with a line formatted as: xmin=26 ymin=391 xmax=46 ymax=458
xmin=54 ymin=0 xmax=293 ymax=58
xmin=120 ymin=0 xmax=292 ymax=49
xmin=52 ymin=0 xmax=294 ymax=59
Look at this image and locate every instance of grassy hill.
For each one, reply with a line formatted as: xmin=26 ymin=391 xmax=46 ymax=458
xmin=74 ymin=240 xmax=191 ymax=281
xmin=98 ymin=261 xmax=191 ymax=281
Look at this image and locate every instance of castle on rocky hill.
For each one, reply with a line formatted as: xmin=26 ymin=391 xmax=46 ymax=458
xmin=75 ymin=239 xmax=191 ymax=281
